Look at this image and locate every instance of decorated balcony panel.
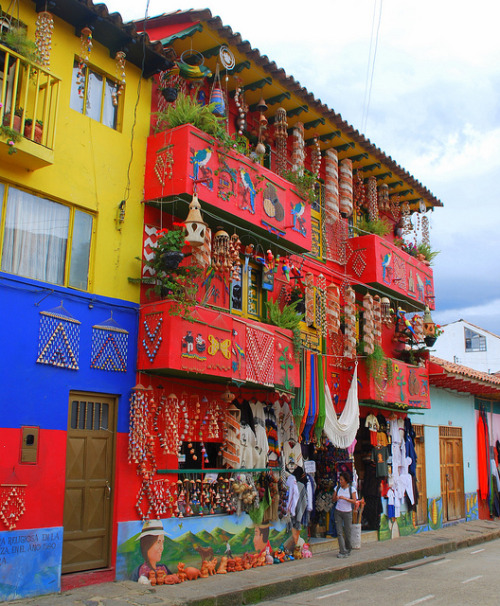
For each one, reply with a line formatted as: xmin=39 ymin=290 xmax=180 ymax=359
xmin=138 ymin=302 xmax=300 ymax=391
xmin=144 ymin=123 xmax=312 ymax=253
xmin=357 ymin=357 xmax=430 ymax=409
xmin=347 ymin=234 xmax=435 ymax=310
xmin=0 ymin=44 xmax=60 ymax=169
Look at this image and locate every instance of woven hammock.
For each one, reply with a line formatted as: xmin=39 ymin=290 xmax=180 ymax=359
xmin=323 ymin=363 xmax=359 ymax=448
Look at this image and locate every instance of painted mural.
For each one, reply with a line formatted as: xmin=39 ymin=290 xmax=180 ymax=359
xmin=116 ymin=514 xmax=308 ymax=584
xmin=0 ymin=526 xmax=62 ymax=601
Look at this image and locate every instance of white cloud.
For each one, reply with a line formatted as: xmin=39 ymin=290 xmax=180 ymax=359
xmin=434 ymin=299 xmax=500 ymax=336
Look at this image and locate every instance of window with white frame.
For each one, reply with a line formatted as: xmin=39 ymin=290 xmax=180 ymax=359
xmin=70 ymin=60 xmax=121 ymax=129
xmin=464 ymin=327 xmax=486 ymax=352
xmin=0 ymin=184 xmax=93 ymax=290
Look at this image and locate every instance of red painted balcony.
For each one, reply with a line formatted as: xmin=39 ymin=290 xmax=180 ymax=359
xmin=357 ymin=356 xmax=430 ymax=409
xmin=144 ymin=123 xmax=312 ymax=253
xmin=346 ymin=234 xmax=435 ymax=310
xmin=138 ymin=301 xmax=300 ymax=391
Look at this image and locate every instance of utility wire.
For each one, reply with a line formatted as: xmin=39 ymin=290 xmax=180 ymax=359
xmin=361 ymin=0 xmax=383 ymax=134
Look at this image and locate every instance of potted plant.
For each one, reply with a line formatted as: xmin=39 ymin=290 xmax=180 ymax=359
xmin=0 ymin=124 xmax=21 ymax=154
xmin=155 ymin=91 xmax=225 ymax=138
xmin=129 ymin=223 xmax=203 ymax=317
xmin=416 ymin=243 xmax=439 ymax=265
xmin=0 ymin=26 xmax=39 ymax=63
xmin=24 ymin=119 xmax=43 ymax=144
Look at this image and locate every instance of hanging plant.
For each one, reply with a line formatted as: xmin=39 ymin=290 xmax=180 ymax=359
xmin=364 ymin=343 xmax=394 ymax=384
xmin=129 ymin=224 xmax=203 ymax=317
xmin=0 ymin=26 xmax=40 ymax=63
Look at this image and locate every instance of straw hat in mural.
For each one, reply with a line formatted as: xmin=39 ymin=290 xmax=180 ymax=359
xmin=136 ymin=519 xmax=166 ymax=540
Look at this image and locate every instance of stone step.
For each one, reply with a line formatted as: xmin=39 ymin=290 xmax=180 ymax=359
xmin=309 ymin=530 xmax=378 ymax=554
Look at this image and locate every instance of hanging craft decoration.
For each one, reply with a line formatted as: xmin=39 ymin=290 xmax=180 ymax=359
xmin=234 ymin=85 xmax=248 ymax=136
xmin=311 ymin=136 xmax=322 ymax=179
xmin=274 ymin=107 xmax=288 ymax=176
xmin=367 ymin=175 xmax=378 ymax=221
xmin=90 ymin=313 xmax=128 ymax=372
xmin=317 ymin=274 xmax=327 ymax=338
xmin=421 ymin=214 xmax=430 ymax=246
xmin=35 ymin=11 xmax=54 ymax=67
xmin=142 ymin=313 xmax=163 ymax=363
xmin=219 ymin=45 xmax=235 ymax=71
xmin=178 ymin=49 xmax=212 ymax=82
xmin=324 ymin=148 xmax=340 ymax=214
xmin=184 ymin=193 xmax=208 ymax=248
xmin=304 ymin=272 xmax=315 ymax=327
xmin=353 ymin=170 xmax=366 ymax=212
xmin=229 ymin=233 xmax=242 ymax=281
xmin=76 ymin=26 xmax=93 ymax=98
xmin=0 ymin=485 xmax=26 ymax=530
xmin=326 ymin=283 xmax=341 ymax=336
xmin=209 ymin=63 xmax=226 ymax=117
xmin=37 ymin=303 xmax=80 ymax=370
xmin=412 ymin=313 xmax=425 ymax=345
xmin=343 ymin=287 xmax=357 ymax=359
xmin=390 ymin=192 xmax=401 ymax=221
xmin=154 ymin=392 xmax=179 ymax=456
xmin=255 ymin=96 xmax=268 ymax=156
xmin=373 ymin=295 xmax=382 ymax=345
xmin=221 ymin=404 xmax=241 ymax=468
xmin=112 ymin=50 xmax=126 ymax=106
xmin=192 ymin=226 xmax=212 ymax=269
xmin=362 ymin=293 xmax=375 ymax=355
xmin=339 ymin=159 xmax=353 ymax=217
xmin=401 ymin=201 xmax=412 ymax=234
xmin=291 ymin=122 xmax=305 ymax=175
xmin=380 ymin=297 xmax=392 ymax=325
xmin=212 ymin=226 xmax=231 ymax=275
xmin=378 ymin=183 xmax=390 ymax=213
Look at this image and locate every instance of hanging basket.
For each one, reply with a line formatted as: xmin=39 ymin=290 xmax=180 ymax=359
xmin=160 ymin=87 xmax=178 ymax=102
xmin=160 ymin=251 xmax=184 ymax=270
xmin=210 ymin=87 xmax=226 ymax=117
xmin=424 ymin=335 xmax=437 ymax=348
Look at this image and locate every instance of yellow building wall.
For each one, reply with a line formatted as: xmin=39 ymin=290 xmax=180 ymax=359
xmin=0 ymin=1 xmax=150 ymax=303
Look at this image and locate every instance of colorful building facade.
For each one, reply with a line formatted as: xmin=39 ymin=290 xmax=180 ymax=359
xmin=0 ymin=3 xmax=452 ymax=601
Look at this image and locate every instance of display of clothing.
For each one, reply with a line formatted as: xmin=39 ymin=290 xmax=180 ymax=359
xmin=372 ymin=445 xmax=389 ymax=477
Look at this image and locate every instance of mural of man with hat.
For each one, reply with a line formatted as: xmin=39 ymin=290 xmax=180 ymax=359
xmin=133 ymin=520 xmax=172 ymax=583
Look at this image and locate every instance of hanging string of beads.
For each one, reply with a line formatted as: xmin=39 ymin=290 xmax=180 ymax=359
xmin=353 ymin=170 xmax=366 ymax=212
xmin=421 ymin=214 xmax=430 ymax=245
xmin=373 ymin=295 xmax=382 ymax=345
xmin=112 ymin=51 xmax=126 ymax=106
xmin=317 ymin=273 xmax=327 ymax=338
xmin=401 ymin=201 xmax=413 ymax=235
xmin=234 ymin=84 xmax=248 ymax=136
xmin=326 ymin=283 xmax=340 ymax=336
xmin=229 ymin=232 xmax=242 ymax=281
xmin=212 ymin=227 xmax=231 ymax=276
xmin=304 ymin=272 xmax=315 ymax=326
xmin=291 ymin=122 xmax=305 ymax=175
xmin=390 ymin=192 xmax=401 ymax=222
xmin=343 ymin=287 xmax=357 ymax=359
xmin=367 ymin=175 xmax=379 ymax=221
xmin=362 ymin=293 xmax=375 ymax=355
xmin=35 ymin=11 xmax=54 ymax=67
xmin=378 ymin=183 xmax=390 ymax=213
xmin=77 ymin=27 xmax=93 ymax=98
xmin=311 ymin=135 xmax=322 ymax=179
xmin=274 ymin=107 xmax=288 ymax=176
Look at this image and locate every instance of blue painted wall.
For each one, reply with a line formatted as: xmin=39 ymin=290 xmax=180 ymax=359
xmin=409 ymin=386 xmax=477 ymax=497
xmin=0 ymin=273 xmax=138 ymax=433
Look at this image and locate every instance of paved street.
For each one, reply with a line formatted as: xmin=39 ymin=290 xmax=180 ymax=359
xmin=258 ymin=538 xmax=500 ymax=606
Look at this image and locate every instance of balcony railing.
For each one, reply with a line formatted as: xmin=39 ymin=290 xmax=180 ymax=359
xmin=138 ymin=301 xmax=300 ymax=391
xmin=357 ymin=355 xmax=430 ymax=409
xmin=347 ymin=233 xmax=435 ymax=310
xmin=0 ymin=43 xmax=60 ymax=168
xmin=144 ymin=123 xmax=312 ymax=253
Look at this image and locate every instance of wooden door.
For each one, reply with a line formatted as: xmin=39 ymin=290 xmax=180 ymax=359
xmin=62 ymin=393 xmax=116 ymax=574
xmin=439 ymin=426 xmax=465 ymax=522
xmin=413 ymin=424 xmax=427 ymax=526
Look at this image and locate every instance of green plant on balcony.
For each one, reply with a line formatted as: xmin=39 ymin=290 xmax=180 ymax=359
xmin=129 ymin=223 xmax=203 ymax=318
xmin=416 ymin=242 xmax=439 ymax=265
xmin=363 ymin=343 xmax=394 ymax=384
xmin=266 ymin=298 xmax=304 ymax=358
xmin=355 ymin=217 xmax=390 ymax=237
xmin=0 ymin=124 xmax=21 ymax=154
xmin=281 ymin=169 xmax=318 ymax=205
xmin=156 ymin=91 xmax=226 ymax=138
xmin=0 ymin=26 xmax=39 ymax=63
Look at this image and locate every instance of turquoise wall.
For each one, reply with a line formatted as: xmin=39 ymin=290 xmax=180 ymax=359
xmin=409 ymin=386 xmax=476 ymax=497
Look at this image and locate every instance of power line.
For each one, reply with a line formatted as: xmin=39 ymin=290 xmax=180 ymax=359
xmin=361 ymin=0 xmax=383 ymax=134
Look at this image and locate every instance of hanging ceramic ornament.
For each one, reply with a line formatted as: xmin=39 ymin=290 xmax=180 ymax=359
xmin=35 ymin=11 xmax=54 ymax=67
xmin=274 ymin=107 xmax=288 ymax=176
xmin=112 ymin=51 xmax=126 ymax=106
xmin=212 ymin=227 xmax=231 ymax=274
xmin=77 ymin=27 xmax=93 ymax=98
xmin=234 ymin=85 xmax=248 ymax=136
xmin=311 ymin=135 xmax=322 ymax=179
xmin=184 ymin=193 xmax=207 ymax=247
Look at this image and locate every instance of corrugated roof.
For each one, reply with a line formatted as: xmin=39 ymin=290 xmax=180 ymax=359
xmin=134 ymin=8 xmax=443 ymax=209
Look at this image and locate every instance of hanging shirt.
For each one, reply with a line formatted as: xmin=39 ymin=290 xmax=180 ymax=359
xmin=372 ymin=446 xmax=389 ymax=477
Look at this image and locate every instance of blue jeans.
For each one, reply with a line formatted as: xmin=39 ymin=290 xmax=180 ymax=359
xmin=328 ymin=505 xmax=338 ymax=537
xmin=334 ymin=508 xmax=352 ymax=554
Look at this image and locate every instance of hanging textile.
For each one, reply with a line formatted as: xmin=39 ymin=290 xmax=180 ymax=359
xmin=322 ymin=363 xmax=359 ymax=448
xmin=293 ymin=350 xmax=306 ymax=432
xmin=315 ymin=354 xmax=326 ymax=441
xmin=298 ymin=351 xmax=312 ymax=436
xmin=303 ymin=353 xmax=316 ymax=440
xmin=477 ymin=409 xmax=489 ymax=501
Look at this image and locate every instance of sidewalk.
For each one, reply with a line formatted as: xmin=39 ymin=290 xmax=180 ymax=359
xmin=12 ymin=519 xmax=500 ymax=606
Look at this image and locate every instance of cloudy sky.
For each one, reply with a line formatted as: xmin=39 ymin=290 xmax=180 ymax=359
xmin=104 ymin=0 xmax=500 ymax=334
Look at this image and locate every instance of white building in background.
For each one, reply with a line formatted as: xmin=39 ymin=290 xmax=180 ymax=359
xmin=433 ymin=319 xmax=500 ymax=374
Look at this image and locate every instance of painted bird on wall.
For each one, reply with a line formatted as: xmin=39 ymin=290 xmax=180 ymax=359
xmin=381 ymin=250 xmax=392 ymax=283
xmin=291 ymin=200 xmax=306 ymax=234
xmin=190 ymin=147 xmax=213 ymax=187
xmin=239 ymin=168 xmax=256 ymax=213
